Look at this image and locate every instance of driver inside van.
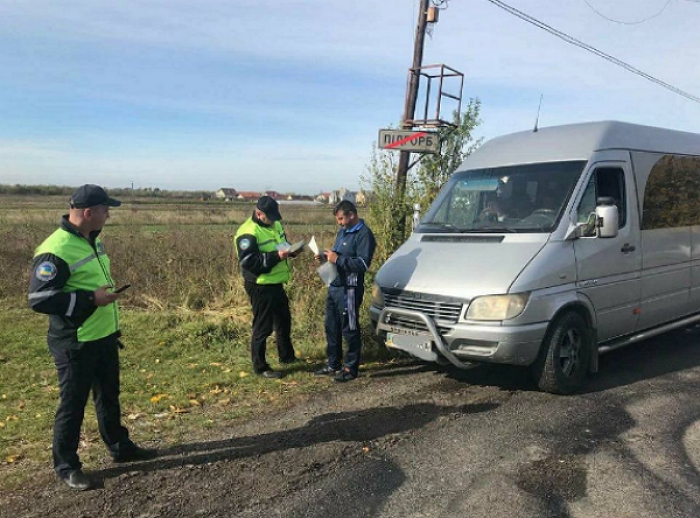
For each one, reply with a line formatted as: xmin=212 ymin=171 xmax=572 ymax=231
xmin=479 ymin=199 xmax=511 ymax=222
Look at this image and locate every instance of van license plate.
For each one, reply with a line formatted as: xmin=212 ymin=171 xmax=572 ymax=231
xmin=386 ymin=332 xmax=437 ymax=361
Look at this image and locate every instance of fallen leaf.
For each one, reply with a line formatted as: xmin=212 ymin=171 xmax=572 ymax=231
xmin=210 ymin=362 xmax=223 ymax=367
xmin=217 ymin=398 xmax=231 ymax=406
xmin=127 ymin=413 xmax=145 ymax=421
xmin=150 ymin=394 xmax=169 ymax=403
xmin=239 ymin=371 xmax=249 ymax=378
xmin=189 ymin=399 xmax=201 ymax=407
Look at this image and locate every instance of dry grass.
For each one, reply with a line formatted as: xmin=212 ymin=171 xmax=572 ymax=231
xmin=0 ymin=195 xmax=392 ymax=482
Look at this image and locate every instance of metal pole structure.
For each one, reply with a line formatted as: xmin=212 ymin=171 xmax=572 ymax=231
xmin=395 ymin=0 xmax=430 ymax=239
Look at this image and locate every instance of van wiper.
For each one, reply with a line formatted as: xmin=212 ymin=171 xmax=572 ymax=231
xmin=476 ymin=226 xmax=517 ymax=233
xmin=419 ymin=222 xmax=462 ymax=233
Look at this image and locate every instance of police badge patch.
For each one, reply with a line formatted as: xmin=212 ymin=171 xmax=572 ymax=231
xmin=35 ymin=261 xmax=57 ymax=282
xmin=239 ymin=238 xmax=251 ymax=251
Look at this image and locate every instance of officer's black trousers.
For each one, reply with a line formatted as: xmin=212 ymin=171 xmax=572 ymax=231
xmin=244 ymin=281 xmax=296 ymax=373
xmin=50 ymin=335 xmax=131 ymax=477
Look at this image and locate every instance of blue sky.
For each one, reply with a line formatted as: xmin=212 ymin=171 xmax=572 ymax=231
xmin=1 ymin=0 xmax=699 ymax=194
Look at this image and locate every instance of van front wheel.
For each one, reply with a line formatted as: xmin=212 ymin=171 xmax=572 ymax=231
xmin=533 ymin=312 xmax=591 ymax=394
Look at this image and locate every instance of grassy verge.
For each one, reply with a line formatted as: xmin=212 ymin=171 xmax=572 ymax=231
xmin=0 ymin=303 xmax=393 ymax=487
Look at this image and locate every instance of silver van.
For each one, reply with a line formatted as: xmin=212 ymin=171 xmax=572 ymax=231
xmin=370 ymin=121 xmax=700 ymax=393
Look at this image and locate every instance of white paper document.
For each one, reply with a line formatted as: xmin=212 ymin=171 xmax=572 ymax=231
xmin=308 ymin=235 xmax=320 ymax=256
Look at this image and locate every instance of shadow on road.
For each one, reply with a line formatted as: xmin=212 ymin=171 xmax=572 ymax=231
xmin=581 ymin=325 xmax=700 ymax=393
xmin=92 ymin=401 xmax=499 ymax=482
xmin=367 ymin=325 xmax=700 ymax=395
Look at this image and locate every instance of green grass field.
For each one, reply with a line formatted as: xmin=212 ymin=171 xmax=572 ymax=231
xmin=0 ymin=195 xmax=392 ymax=486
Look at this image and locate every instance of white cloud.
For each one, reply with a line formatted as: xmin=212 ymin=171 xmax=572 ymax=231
xmin=1 ymin=0 xmax=700 ymax=191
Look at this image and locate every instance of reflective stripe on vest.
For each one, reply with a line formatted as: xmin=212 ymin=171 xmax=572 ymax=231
xmin=35 ymin=228 xmax=119 ymax=341
xmin=235 ymin=218 xmax=291 ymax=285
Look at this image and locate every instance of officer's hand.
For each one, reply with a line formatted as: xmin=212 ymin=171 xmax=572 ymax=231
xmin=94 ymin=285 xmax=120 ymax=306
xmin=278 ymin=249 xmax=290 ymax=260
xmin=325 ymin=250 xmax=338 ymax=264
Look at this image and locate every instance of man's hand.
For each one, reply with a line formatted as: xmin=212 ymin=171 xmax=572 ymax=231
xmin=94 ymin=285 xmax=120 ymax=306
xmin=278 ymin=249 xmax=290 ymax=260
xmin=325 ymin=250 xmax=338 ymax=264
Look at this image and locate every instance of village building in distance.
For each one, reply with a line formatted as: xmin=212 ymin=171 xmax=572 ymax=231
xmin=215 ymin=187 xmax=369 ymax=205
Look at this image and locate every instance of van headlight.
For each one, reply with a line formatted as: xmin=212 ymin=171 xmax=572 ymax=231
xmin=466 ymin=293 xmax=530 ymax=321
xmin=371 ymin=283 xmax=385 ymax=308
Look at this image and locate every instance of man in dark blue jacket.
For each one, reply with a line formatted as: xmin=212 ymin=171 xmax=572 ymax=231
xmin=314 ymin=200 xmax=376 ymax=382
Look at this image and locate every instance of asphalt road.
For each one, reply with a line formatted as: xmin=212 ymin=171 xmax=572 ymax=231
xmin=3 ymin=325 xmax=700 ymax=518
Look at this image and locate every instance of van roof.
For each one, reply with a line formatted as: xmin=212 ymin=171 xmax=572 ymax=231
xmin=458 ymin=120 xmax=700 ymax=171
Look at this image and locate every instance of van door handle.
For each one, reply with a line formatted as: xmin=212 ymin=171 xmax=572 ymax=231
xmin=621 ymin=243 xmax=636 ymax=253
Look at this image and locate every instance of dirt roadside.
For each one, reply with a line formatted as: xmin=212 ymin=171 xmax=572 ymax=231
xmin=0 ymin=361 xmax=511 ymax=518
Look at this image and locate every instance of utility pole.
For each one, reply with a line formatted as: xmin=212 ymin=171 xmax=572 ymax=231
xmin=396 ymin=0 xmax=430 ymax=238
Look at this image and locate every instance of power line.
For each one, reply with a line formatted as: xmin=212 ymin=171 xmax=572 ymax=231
xmin=484 ymin=0 xmax=700 ymax=104
xmin=583 ymin=0 xmax=672 ymax=25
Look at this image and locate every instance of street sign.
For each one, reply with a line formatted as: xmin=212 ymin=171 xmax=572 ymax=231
xmin=378 ymin=129 xmax=440 ymax=153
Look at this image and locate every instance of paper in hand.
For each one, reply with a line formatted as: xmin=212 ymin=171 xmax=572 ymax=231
xmin=308 ymin=236 xmax=320 ymax=256
xmin=287 ymin=240 xmax=306 ymax=254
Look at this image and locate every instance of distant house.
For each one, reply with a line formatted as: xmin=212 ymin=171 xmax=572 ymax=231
xmin=263 ymin=190 xmax=284 ymax=200
xmin=215 ymin=188 xmax=238 ymax=201
xmin=236 ymin=191 xmax=261 ymax=201
xmin=355 ymin=189 xmax=371 ymax=206
xmin=330 ymin=188 xmax=356 ymax=205
xmin=315 ymin=192 xmax=331 ymax=203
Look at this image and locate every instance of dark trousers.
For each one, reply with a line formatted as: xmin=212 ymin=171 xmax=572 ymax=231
xmin=324 ymin=285 xmax=364 ymax=374
xmin=244 ymin=281 xmax=295 ymax=373
xmin=50 ymin=336 xmax=131 ymax=477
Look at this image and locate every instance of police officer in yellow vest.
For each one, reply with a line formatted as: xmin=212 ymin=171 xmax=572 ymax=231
xmin=28 ymin=185 xmax=156 ymax=491
xmin=235 ymin=196 xmax=298 ymax=379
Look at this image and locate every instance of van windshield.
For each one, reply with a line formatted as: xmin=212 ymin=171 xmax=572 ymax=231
xmin=418 ymin=161 xmax=586 ymax=233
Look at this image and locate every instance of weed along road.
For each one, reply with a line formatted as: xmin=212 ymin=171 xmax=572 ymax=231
xmin=3 ymin=327 xmax=700 ymax=517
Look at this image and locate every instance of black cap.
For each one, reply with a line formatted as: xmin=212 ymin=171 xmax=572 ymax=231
xmin=256 ymin=195 xmax=282 ymax=221
xmin=70 ymin=184 xmax=121 ymax=209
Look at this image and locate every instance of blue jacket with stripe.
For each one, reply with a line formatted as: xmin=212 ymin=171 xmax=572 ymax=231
xmin=330 ymin=219 xmax=376 ymax=290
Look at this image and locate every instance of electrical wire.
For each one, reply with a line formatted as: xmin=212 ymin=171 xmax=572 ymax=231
xmin=583 ymin=0 xmax=672 ymax=25
xmin=484 ymin=0 xmax=700 ymax=104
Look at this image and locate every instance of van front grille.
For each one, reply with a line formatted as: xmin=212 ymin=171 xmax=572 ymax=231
xmin=383 ymin=291 xmax=465 ymax=325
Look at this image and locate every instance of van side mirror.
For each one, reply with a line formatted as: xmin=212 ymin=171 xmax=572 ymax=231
xmin=595 ymin=197 xmax=618 ymax=238
xmin=565 ymin=212 xmax=597 ymax=240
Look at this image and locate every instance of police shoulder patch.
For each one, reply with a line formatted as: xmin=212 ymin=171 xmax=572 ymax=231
xmin=239 ymin=238 xmax=251 ymax=251
xmin=35 ymin=261 xmax=57 ymax=282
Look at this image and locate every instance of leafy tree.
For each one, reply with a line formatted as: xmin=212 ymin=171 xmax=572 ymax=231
xmin=362 ymin=98 xmax=482 ymax=264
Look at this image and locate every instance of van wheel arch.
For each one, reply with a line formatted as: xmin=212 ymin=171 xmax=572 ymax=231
xmin=532 ymin=307 xmax=594 ymax=394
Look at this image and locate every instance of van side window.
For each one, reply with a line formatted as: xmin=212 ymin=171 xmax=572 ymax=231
xmin=642 ymin=155 xmax=700 ymax=229
xmin=576 ymin=167 xmax=627 ymax=229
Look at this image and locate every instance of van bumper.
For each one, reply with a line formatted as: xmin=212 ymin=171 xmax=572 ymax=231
xmin=371 ymin=306 xmax=547 ymax=368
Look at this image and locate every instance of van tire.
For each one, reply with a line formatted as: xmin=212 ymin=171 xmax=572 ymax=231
xmin=533 ymin=311 xmax=591 ymax=394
